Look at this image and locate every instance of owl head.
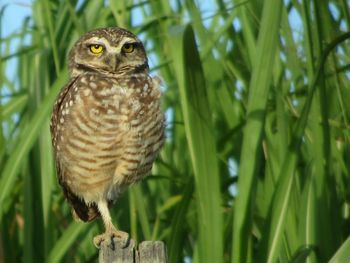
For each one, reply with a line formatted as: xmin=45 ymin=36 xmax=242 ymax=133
xmin=68 ymin=27 xmax=149 ymax=77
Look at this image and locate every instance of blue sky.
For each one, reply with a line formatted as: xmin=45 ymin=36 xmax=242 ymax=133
xmin=0 ymin=0 xmax=305 ymax=104
xmin=1 ymin=0 xmax=32 ymax=38
xmin=0 ymin=0 xmax=319 ymax=213
xmin=1 ymin=0 xmax=32 ymax=96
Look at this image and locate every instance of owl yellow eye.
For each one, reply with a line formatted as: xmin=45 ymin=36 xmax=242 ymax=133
xmin=89 ymin=44 xmax=104 ymax=54
xmin=122 ymin=43 xmax=135 ymax=53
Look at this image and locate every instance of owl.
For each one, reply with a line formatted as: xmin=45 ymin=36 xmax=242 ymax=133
xmin=50 ymin=27 xmax=165 ymax=248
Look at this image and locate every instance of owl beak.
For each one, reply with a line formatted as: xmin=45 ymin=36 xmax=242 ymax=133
xmin=114 ymin=54 xmax=122 ymax=72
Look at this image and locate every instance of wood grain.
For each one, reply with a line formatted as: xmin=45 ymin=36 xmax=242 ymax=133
xmin=99 ymin=239 xmax=167 ymax=263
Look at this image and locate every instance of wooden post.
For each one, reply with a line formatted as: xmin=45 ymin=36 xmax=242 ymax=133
xmin=99 ymin=239 xmax=167 ymax=263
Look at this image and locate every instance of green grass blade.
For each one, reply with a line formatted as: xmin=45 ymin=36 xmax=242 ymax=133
xmin=0 ymin=69 xmax=68 ymax=218
xmin=41 ymin=0 xmax=61 ymax=74
xmin=170 ymin=24 xmax=224 ymax=263
xmin=2 ymin=1 xmax=350 ymax=262
xmin=329 ymin=236 xmax=350 ymax=263
xmin=130 ymin=185 xmax=151 ymax=240
xmin=232 ymin=0 xmax=282 ymax=262
xmin=48 ymin=222 xmax=88 ymax=263
xmin=257 ymin=31 xmax=350 ymax=263
xmin=168 ymin=177 xmax=194 ymax=263
xmin=1 ymin=95 xmax=28 ymax=120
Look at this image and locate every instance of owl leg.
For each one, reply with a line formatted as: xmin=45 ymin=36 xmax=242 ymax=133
xmin=93 ymin=200 xmax=129 ymax=249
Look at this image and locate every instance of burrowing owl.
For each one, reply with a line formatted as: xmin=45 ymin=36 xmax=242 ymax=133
xmin=50 ymin=27 xmax=164 ymax=247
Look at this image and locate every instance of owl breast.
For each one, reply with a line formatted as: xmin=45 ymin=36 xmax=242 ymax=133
xmin=54 ymin=73 xmax=164 ymax=203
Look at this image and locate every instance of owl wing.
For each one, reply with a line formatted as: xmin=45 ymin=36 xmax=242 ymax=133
xmin=50 ymin=77 xmax=100 ymax=222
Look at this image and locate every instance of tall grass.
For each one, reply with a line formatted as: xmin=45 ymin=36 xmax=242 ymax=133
xmin=1 ymin=0 xmax=350 ymax=262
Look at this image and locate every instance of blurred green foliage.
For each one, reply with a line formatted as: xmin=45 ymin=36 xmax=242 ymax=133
xmin=1 ymin=0 xmax=350 ymax=262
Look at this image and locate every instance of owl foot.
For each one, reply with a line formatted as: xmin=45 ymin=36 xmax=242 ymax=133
xmin=93 ymin=230 xmax=130 ymax=249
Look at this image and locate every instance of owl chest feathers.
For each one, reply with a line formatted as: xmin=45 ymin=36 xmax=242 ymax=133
xmin=55 ymin=73 xmax=164 ymax=203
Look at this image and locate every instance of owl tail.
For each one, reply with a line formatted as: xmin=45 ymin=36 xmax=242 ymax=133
xmin=71 ymin=206 xmax=99 ymax=222
xmin=60 ymin=180 xmax=100 ymax=222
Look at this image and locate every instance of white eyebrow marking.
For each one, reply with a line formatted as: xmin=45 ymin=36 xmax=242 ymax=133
xmin=120 ymin=37 xmax=138 ymax=46
xmin=85 ymin=37 xmax=111 ymax=47
xmin=85 ymin=36 xmax=139 ymax=53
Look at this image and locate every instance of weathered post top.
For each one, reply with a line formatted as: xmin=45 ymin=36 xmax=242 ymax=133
xmin=99 ymin=239 xmax=168 ymax=263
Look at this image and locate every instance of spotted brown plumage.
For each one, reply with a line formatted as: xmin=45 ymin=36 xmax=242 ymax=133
xmin=50 ymin=27 xmax=164 ymax=247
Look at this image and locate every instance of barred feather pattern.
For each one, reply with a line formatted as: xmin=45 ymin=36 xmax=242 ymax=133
xmin=50 ymin=72 xmax=164 ymax=221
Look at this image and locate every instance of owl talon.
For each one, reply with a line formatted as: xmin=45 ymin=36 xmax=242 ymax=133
xmin=93 ymin=230 xmax=130 ymax=249
xmin=51 ymin=27 xmax=165 ymax=252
